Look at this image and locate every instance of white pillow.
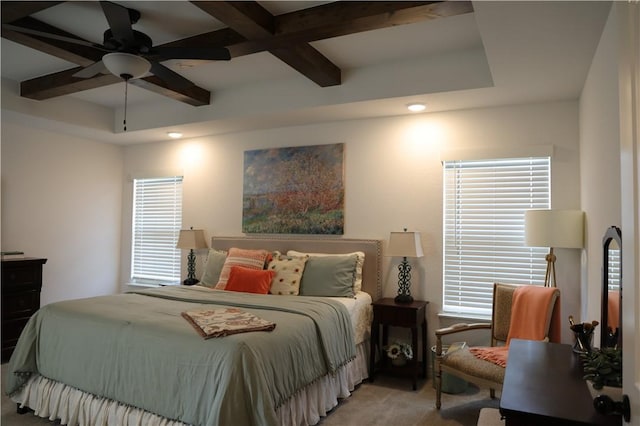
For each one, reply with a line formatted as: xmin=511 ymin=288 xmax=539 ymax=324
xmin=286 ymin=250 xmax=365 ymax=293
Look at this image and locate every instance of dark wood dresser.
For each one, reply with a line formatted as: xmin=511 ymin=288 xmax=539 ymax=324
xmin=500 ymin=339 xmax=621 ymax=426
xmin=1 ymin=257 xmax=47 ymax=363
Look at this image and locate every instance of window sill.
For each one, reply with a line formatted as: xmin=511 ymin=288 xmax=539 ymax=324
xmin=124 ymin=282 xmax=181 ymax=292
xmin=127 ymin=282 xmax=161 ymax=288
xmin=438 ymin=311 xmax=491 ymax=322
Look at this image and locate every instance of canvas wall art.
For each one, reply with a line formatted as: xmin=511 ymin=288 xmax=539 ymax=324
xmin=243 ymin=143 xmax=344 ymax=234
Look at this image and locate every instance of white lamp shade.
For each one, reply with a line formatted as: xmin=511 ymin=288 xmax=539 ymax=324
xmin=524 ymin=209 xmax=584 ymax=249
xmin=102 ymin=52 xmax=151 ymax=79
xmin=387 ymin=231 xmax=424 ymax=258
xmin=176 ymin=229 xmax=208 ymax=250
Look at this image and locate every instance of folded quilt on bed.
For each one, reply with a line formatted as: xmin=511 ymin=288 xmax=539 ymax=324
xmin=6 ymin=286 xmax=355 ymax=426
xmin=181 ymin=307 xmax=276 ymax=338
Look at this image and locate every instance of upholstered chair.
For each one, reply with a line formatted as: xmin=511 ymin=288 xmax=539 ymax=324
xmin=434 ymin=283 xmax=560 ymax=409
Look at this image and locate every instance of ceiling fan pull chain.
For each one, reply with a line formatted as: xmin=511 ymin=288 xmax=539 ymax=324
xmin=123 ymin=79 xmax=129 ymax=132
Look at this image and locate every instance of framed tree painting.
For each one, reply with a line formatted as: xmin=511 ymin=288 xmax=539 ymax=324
xmin=243 ymin=143 xmax=344 ymax=234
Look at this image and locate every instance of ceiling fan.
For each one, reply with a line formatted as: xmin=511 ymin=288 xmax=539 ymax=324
xmin=4 ymin=1 xmax=231 ymax=89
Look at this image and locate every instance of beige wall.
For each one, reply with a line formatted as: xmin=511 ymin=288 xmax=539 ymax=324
xmin=579 ymin=5 xmax=621 ymax=344
xmin=1 ymin=122 xmax=124 ymax=304
xmin=121 ymin=100 xmax=582 ymax=343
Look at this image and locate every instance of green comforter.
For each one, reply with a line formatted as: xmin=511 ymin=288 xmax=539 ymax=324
xmin=6 ymin=286 xmax=355 ymax=426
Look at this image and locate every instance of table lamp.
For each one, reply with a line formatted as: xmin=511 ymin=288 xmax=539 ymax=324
xmin=176 ymin=227 xmax=208 ymax=285
xmin=524 ymin=209 xmax=584 ymax=287
xmin=387 ymin=229 xmax=424 ymax=303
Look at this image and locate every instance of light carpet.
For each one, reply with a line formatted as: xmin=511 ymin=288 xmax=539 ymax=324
xmin=2 ymin=363 xmax=500 ymax=425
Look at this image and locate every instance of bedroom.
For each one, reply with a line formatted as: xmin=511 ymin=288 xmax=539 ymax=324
xmin=1 ymin=1 xmax=638 ymax=425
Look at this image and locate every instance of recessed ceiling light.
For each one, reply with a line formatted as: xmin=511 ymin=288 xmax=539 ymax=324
xmin=167 ymin=132 xmax=183 ymax=139
xmin=407 ymin=103 xmax=426 ymax=112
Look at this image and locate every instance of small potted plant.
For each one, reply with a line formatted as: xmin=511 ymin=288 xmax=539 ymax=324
xmin=581 ymin=347 xmax=622 ymax=399
xmin=384 ymin=341 xmax=413 ymax=366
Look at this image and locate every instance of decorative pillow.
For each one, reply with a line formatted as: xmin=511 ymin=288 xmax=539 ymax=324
xmin=225 ymin=266 xmax=275 ymax=294
xmin=287 ymin=250 xmax=365 ymax=293
xmin=198 ymin=249 xmax=228 ymax=288
xmin=267 ymin=252 xmax=308 ymax=295
xmin=299 ymin=254 xmax=358 ymax=297
xmin=215 ymin=247 xmax=271 ymax=290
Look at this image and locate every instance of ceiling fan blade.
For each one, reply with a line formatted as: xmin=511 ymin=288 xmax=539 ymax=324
xmin=100 ymin=1 xmax=134 ymax=46
xmin=73 ymin=60 xmax=107 ymax=79
xmin=148 ymin=47 xmax=231 ymax=62
xmin=2 ymin=23 xmax=105 ymax=49
xmin=149 ymin=61 xmax=193 ymax=90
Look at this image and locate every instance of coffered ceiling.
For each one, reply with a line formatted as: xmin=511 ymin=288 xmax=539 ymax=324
xmin=0 ymin=1 xmax=612 ymax=144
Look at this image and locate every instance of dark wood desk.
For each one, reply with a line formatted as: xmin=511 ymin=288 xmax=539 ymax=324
xmin=500 ymin=340 xmax=621 ymax=426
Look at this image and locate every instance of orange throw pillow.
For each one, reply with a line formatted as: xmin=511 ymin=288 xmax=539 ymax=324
xmin=225 ymin=266 xmax=275 ymax=294
xmin=215 ymin=247 xmax=271 ymax=290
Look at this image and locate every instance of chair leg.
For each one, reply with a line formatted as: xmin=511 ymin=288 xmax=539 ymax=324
xmin=435 ymin=355 xmax=442 ymax=409
xmin=490 ymin=388 xmax=496 ymax=399
xmin=435 ymin=336 xmax=443 ymax=409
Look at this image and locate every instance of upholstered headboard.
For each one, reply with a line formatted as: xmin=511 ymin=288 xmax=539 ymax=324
xmin=211 ymin=236 xmax=382 ymax=300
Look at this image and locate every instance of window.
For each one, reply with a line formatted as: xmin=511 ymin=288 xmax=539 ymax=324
xmin=443 ymin=157 xmax=550 ymax=316
xmin=608 ymin=249 xmax=621 ymax=291
xmin=131 ymin=176 xmax=183 ymax=285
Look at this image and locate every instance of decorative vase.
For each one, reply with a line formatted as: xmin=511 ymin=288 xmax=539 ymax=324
xmin=572 ymin=331 xmax=594 ymax=354
xmin=587 ymin=380 xmax=623 ymax=400
xmin=391 ymin=355 xmax=407 ymax=366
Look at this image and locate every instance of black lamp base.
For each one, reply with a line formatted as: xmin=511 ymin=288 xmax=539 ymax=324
xmin=394 ymin=294 xmax=414 ymax=304
xmin=183 ymin=278 xmax=199 ymax=286
xmin=395 ymin=257 xmax=414 ymax=304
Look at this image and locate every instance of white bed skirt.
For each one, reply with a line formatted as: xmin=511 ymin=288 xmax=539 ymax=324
xmin=11 ymin=341 xmax=369 ymax=426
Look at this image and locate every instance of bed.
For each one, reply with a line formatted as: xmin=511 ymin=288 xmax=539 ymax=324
xmin=6 ymin=237 xmax=382 ymax=426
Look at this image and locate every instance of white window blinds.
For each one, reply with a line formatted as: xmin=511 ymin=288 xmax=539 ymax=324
xmin=131 ymin=176 xmax=183 ymax=284
xmin=608 ymin=249 xmax=621 ymax=291
xmin=443 ymin=157 xmax=550 ymax=316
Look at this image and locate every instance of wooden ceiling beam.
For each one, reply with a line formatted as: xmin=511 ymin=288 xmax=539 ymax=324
xmin=2 ymin=17 xmax=103 ymax=66
xmin=229 ymin=1 xmax=474 ymax=54
xmin=20 ymin=67 xmax=211 ymax=106
xmin=3 ymin=1 xmax=473 ymax=104
xmin=20 ymin=67 xmax=121 ymax=100
xmin=191 ymin=1 xmax=341 ymax=87
xmin=130 ymin=76 xmax=210 ymax=107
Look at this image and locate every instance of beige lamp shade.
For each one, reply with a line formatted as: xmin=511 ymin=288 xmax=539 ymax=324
xmin=176 ymin=229 xmax=208 ymax=250
xmin=524 ymin=209 xmax=584 ymax=248
xmin=387 ymin=231 xmax=424 ymax=258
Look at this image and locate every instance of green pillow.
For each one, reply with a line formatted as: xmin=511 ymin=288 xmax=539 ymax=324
xmin=199 ymin=249 xmax=227 ymax=287
xmin=300 ymin=254 xmax=357 ymax=297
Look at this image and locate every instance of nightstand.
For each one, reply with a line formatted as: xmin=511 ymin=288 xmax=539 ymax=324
xmin=369 ymin=298 xmax=428 ymax=390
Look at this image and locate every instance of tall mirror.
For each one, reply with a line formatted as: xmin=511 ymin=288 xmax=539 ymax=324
xmin=601 ymin=226 xmax=622 ymax=349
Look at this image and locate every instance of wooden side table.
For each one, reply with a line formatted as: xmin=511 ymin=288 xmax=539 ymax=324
xmin=369 ymin=298 xmax=428 ymax=390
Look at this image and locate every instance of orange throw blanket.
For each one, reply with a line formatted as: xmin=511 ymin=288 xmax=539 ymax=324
xmin=608 ymin=290 xmax=620 ymax=330
xmin=469 ymin=286 xmax=561 ymax=367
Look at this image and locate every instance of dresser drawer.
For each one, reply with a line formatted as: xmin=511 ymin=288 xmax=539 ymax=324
xmin=374 ymin=304 xmax=425 ymax=327
xmin=2 ymin=265 xmax=41 ymax=291
xmin=2 ymin=290 xmax=40 ymax=319
xmin=1 ymin=316 xmax=31 ymax=343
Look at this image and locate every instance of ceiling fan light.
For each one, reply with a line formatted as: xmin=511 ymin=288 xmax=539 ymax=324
xmin=102 ymin=52 xmax=150 ymax=80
